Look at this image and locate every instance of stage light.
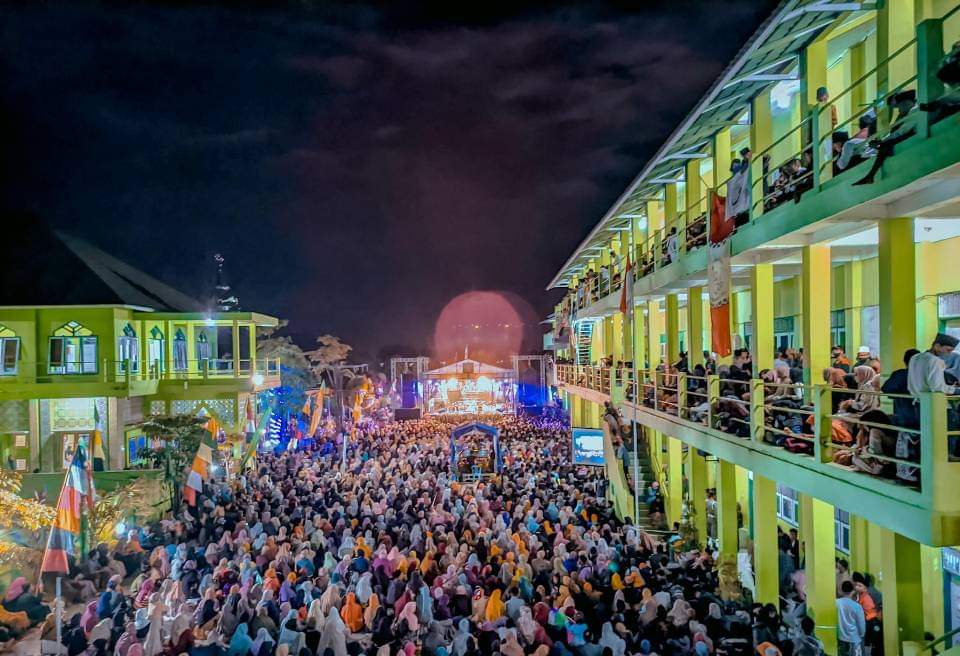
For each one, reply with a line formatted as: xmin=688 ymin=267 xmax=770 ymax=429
xmin=251 ymin=373 xmax=265 ymax=386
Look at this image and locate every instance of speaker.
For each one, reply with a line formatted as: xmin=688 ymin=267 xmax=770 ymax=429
xmin=394 ymin=408 xmax=422 ymax=421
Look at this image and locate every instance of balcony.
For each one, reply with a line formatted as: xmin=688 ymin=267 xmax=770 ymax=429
xmin=557 ymin=364 xmax=960 ymax=546
xmin=560 ymin=13 xmax=960 ymax=309
xmin=0 ymin=357 xmax=281 ymax=399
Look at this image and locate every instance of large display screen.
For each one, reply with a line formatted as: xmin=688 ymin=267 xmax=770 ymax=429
xmin=571 ymin=427 xmax=605 ymax=466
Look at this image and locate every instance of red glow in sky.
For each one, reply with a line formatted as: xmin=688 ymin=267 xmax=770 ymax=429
xmin=433 ymin=291 xmax=526 ymax=362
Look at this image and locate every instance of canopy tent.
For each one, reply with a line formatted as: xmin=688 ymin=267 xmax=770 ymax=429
xmin=450 ymin=421 xmax=502 ymax=478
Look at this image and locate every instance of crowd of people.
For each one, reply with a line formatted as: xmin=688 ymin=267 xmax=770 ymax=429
xmin=0 ymin=411 xmax=864 ymax=656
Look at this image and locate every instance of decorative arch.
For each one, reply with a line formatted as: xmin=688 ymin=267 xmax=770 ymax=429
xmin=0 ymin=324 xmax=16 ymax=338
xmin=53 ymin=321 xmax=93 ymax=337
xmin=121 ymin=323 xmax=137 ymax=338
xmin=149 ymin=326 xmax=164 ymax=340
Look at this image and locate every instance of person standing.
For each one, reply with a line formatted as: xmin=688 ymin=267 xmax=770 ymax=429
xmin=837 ymin=581 xmax=866 ymax=656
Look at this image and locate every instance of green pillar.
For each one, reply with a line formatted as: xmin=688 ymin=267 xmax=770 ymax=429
xmin=647 ymin=301 xmax=663 ymax=368
xmin=802 ymin=245 xmax=831 ymax=386
xmin=688 ymin=287 xmax=704 ymax=369
xmin=666 ymin=293 xmax=680 ymax=365
xmin=717 ymin=459 xmax=739 ymax=558
xmin=842 ymin=260 xmax=863 ymax=355
xmin=880 ymin=529 xmax=925 ymax=655
xmin=878 ymin=218 xmax=916 ymax=374
xmin=750 ymin=90 xmax=773 ymax=220
xmin=752 ymin=473 xmax=779 ymax=606
xmin=802 ymin=495 xmax=838 ymax=654
xmin=687 ymin=448 xmax=708 ymax=545
xmin=751 ymin=263 xmax=775 ymax=372
xmin=667 ymin=437 xmax=683 ymax=526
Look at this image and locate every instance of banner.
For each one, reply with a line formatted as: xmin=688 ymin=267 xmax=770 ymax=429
xmin=183 ymin=419 xmax=218 ymax=506
xmin=708 ymin=191 xmax=734 ymax=357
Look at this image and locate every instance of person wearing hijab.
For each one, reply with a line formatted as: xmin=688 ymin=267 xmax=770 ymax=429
xmin=316 ymin=608 xmax=348 ymax=656
xmin=340 ymin=592 xmax=364 ymax=632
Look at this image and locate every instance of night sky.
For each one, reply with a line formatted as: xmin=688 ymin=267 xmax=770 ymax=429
xmin=1 ymin=0 xmax=776 ymax=363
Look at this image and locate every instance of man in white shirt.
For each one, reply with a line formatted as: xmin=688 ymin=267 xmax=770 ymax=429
xmin=907 ymin=332 xmax=959 ymax=396
xmin=836 ymin=580 xmax=866 ymax=656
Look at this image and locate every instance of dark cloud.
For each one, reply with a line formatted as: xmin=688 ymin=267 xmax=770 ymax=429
xmin=0 ymin=0 xmax=776 ymax=361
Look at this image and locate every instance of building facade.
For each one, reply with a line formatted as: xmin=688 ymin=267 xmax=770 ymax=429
xmin=547 ymin=1 xmax=960 ymax=653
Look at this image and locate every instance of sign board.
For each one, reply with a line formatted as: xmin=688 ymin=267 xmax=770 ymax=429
xmin=571 ymin=427 xmax=604 ymax=466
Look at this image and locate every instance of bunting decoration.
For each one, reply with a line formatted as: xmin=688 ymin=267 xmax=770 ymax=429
xmin=708 ymin=191 xmax=735 ymax=357
xmin=40 ymin=438 xmax=95 ymax=574
xmin=183 ymin=418 xmax=218 ymax=506
xmin=91 ymin=403 xmax=106 ymax=472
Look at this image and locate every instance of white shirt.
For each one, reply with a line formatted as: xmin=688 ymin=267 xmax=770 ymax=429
xmin=836 ymin=597 xmax=866 ymax=644
xmin=907 ymin=351 xmax=956 ymax=395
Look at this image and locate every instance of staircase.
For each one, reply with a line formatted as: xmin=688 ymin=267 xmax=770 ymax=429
xmin=623 ymin=439 xmax=653 ymax=527
xmin=575 ymin=322 xmax=594 ymax=366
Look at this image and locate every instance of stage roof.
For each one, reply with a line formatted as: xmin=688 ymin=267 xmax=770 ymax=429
xmin=423 ymin=358 xmax=514 ymax=376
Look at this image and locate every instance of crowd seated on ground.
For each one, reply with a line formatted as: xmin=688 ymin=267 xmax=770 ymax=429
xmin=1 ymin=410 xmax=842 ymax=656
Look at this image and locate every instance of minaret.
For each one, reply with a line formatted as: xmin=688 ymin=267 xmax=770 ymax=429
xmin=213 ymin=253 xmax=239 ymax=311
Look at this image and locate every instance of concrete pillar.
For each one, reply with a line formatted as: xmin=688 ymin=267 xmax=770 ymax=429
xmin=664 ymin=184 xmax=678 ymax=228
xmin=687 ymin=287 xmax=704 ymax=370
xmin=647 ymin=301 xmax=663 ymax=368
xmin=107 ymin=397 xmax=123 ymax=470
xmin=878 ymin=218 xmax=916 ymax=373
xmin=880 ymin=529 xmax=925 ymax=655
xmin=877 ymin=0 xmax=917 ymax=106
xmin=713 ymin=128 xmax=732 ymax=188
xmin=687 ymin=448 xmax=708 ymax=545
xmin=802 ymin=245 xmax=831 ymax=386
xmin=685 ymin=159 xmax=702 ymax=223
xmin=802 ymin=495 xmax=838 ymax=654
xmin=717 ymin=459 xmax=739 ymax=558
xmin=28 ymin=399 xmax=40 ymax=472
xmin=751 ymin=89 xmax=773 ymax=218
xmin=752 ymin=473 xmax=779 ymax=606
xmin=249 ymin=323 xmax=258 ymax=374
xmin=667 ymin=437 xmax=683 ymax=526
xmin=842 ymin=260 xmax=863 ymax=355
xmin=185 ymin=321 xmax=197 ymax=375
xmin=751 ymin=263 xmax=775 ymax=372
xmin=232 ymin=319 xmax=241 ymax=376
xmin=666 ymin=293 xmax=680 ymax=366
xmin=801 ymin=37 xmax=828 ymax=116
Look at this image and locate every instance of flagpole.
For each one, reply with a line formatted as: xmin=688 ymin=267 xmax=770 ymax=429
xmin=627 ymin=229 xmax=641 ymax=527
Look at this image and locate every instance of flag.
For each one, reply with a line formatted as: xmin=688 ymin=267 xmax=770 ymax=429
xmin=708 ymin=191 xmax=733 ymax=357
xmin=308 ymin=393 xmax=323 ymax=437
xmin=40 ymin=438 xmax=95 ymax=574
xmin=91 ymin=403 xmax=106 ymax=472
xmin=619 ymin=256 xmax=634 ymax=318
xmin=183 ymin=418 xmax=218 ymax=506
xmin=301 ymin=396 xmax=312 ymax=416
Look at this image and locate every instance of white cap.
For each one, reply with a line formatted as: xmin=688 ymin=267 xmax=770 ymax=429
xmin=857 ymin=346 xmax=871 ymax=354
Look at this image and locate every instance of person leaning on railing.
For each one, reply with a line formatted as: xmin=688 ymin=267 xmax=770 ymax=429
xmin=907 ymin=333 xmax=960 ymax=458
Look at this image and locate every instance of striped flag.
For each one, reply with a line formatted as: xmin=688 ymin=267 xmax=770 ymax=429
xmin=244 ymin=397 xmax=256 ymax=435
xmin=40 ymin=438 xmax=95 ymax=574
xmin=183 ymin=418 xmax=218 ymax=506
xmin=91 ymin=403 xmax=106 ymax=472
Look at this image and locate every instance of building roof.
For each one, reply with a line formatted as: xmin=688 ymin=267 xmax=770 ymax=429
xmin=0 ymin=215 xmax=206 ymax=312
xmin=548 ymin=0 xmax=869 ymax=288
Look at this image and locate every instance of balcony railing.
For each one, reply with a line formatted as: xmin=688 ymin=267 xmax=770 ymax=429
xmin=557 ymin=365 xmax=960 ymax=508
xmin=0 ymin=357 xmax=281 ymax=385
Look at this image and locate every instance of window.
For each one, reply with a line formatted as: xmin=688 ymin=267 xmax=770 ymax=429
xmin=774 ymin=316 xmax=795 ymax=350
xmin=196 ymin=331 xmax=211 ymax=362
xmin=118 ymin=323 xmax=139 ymax=373
xmin=835 ymin=508 xmax=851 ymax=553
xmin=861 ymin=306 xmax=879 ymax=358
xmin=49 ymin=321 xmax=98 ymax=374
xmin=147 ymin=326 xmax=165 ymax=372
xmin=173 ymin=329 xmax=188 ymax=371
xmin=740 ymin=322 xmax=752 ymax=350
xmin=776 ymin=484 xmax=799 ymax=526
xmin=0 ymin=326 xmax=20 ymax=375
xmin=831 ymin=310 xmax=846 ymax=353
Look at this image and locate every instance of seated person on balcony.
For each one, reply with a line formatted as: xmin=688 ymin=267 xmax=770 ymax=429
xmin=714 ymin=366 xmax=751 ymax=436
xmin=835 ymin=114 xmax=878 ymax=172
xmin=728 ymin=348 xmax=752 ymax=395
xmin=764 ymin=365 xmax=801 ymax=402
xmin=823 ymin=367 xmax=855 ymax=414
xmin=908 ymin=333 xmax=958 ymax=396
xmin=838 ymin=366 xmax=881 ymax=417
xmin=687 ymin=364 xmax=710 ymax=423
xmin=855 ymin=90 xmax=921 ymax=186
xmin=685 ymin=214 xmax=706 ymax=249
xmin=919 ymin=40 xmax=960 ymax=123
xmin=831 ymin=345 xmax=852 ymax=373
xmin=853 ymin=346 xmax=872 ymax=368
xmin=881 ymin=348 xmax=921 ymax=426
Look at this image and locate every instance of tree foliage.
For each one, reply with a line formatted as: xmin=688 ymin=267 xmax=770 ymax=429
xmin=257 ymin=320 xmax=317 ymax=418
xmin=307 ymin=334 xmax=353 ymax=375
xmin=139 ymin=414 xmax=209 ymax=508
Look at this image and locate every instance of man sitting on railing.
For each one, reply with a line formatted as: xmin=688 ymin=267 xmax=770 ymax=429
xmin=834 ymin=114 xmax=878 ymax=172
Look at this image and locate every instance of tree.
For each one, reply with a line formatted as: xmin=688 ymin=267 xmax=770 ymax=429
xmin=0 ymin=469 xmax=55 ymax=575
xmin=139 ymin=414 xmax=209 ymax=509
xmin=258 ymin=320 xmax=317 ymax=418
xmin=306 ymin=335 xmax=354 ymax=431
